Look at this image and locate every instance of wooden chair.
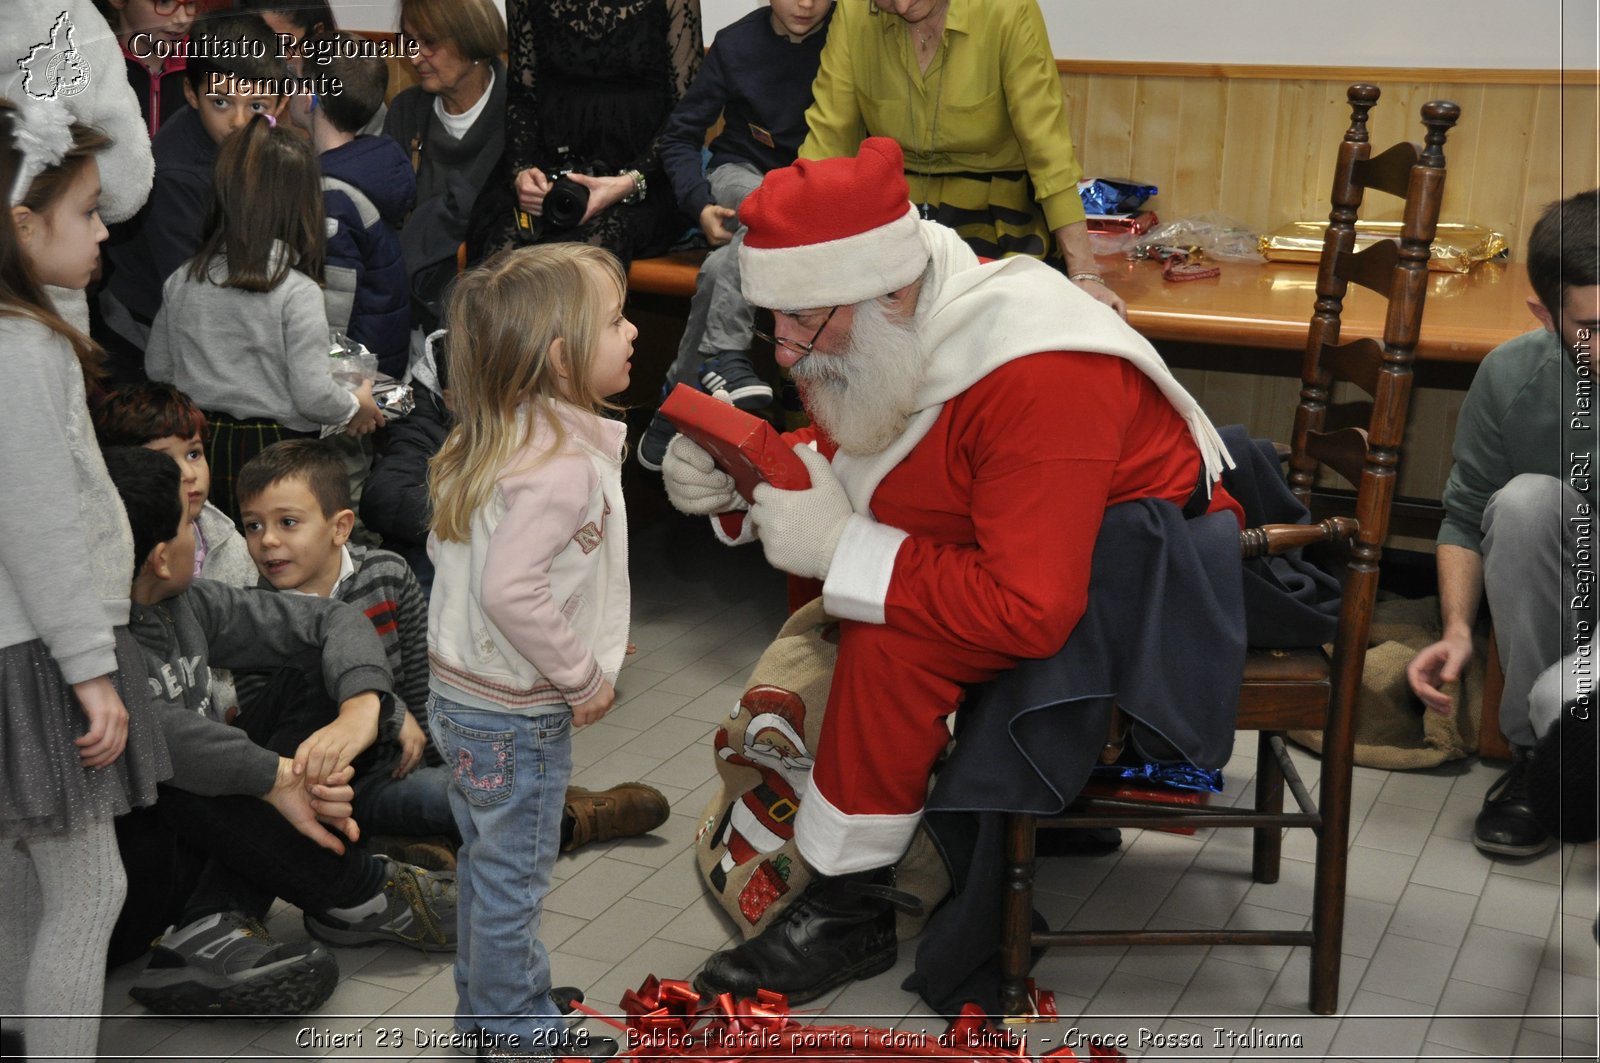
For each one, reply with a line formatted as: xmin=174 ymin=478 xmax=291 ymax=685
xmin=998 ymin=85 xmax=1460 ymax=1017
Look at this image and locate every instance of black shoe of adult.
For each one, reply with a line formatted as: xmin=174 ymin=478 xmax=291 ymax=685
xmin=693 ymin=868 xmax=919 ymax=1004
xmin=1475 ymin=751 xmax=1553 ymax=857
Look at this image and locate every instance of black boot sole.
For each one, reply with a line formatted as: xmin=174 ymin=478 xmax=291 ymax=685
xmin=130 ymin=950 xmax=339 ymax=1016
xmin=691 ymin=940 xmax=898 ymax=1006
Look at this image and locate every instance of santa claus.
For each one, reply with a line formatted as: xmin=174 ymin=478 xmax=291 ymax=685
xmin=663 ymin=137 xmax=1242 ymax=1003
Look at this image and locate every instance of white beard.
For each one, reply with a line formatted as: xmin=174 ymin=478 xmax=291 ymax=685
xmin=791 ymin=299 xmax=927 ymax=456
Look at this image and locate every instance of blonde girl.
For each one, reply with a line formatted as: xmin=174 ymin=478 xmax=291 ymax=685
xmin=0 ymin=97 xmax=170 ymax=1061
xmin=145 ymin=115 xmax=383 ymax=527
xmin=426 ymin=243 xmax=634 ymax=1057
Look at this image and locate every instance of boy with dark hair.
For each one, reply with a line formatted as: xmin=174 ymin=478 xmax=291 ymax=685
xmin=94 ymin=381 xmax=255 ymax=591
xmin=1408 ymin=189 xmax=1599 ymax=859
xmin=100 ymin=446 xmax=458 ymax=1016
xmin=240 ymin=437 xmax=673 ymax=855
xmin=101 ymin=11 xmax=290 ymax=358
xmin=286 ymin=32 xmax=416 ymax=377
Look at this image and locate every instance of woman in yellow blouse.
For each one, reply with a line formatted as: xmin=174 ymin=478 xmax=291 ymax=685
xmin=800 ymin=0 xmax=1124 ymax=315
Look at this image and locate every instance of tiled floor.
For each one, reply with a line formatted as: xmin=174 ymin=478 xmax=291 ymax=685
xmin=91 ymin=511 xmax=1599 ymax=1061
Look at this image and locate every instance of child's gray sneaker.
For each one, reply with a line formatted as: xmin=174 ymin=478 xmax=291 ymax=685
xmin=700 ymin=351 xmax=773 ymax=411
xmin=129 ymin=909 xmax=338 ymax=1016
xmin=304 ymin=857 xmax=458 ymax=951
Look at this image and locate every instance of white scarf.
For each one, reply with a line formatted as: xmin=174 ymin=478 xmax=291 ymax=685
xmin=831 ymin=222 xmax=1234 ymax=513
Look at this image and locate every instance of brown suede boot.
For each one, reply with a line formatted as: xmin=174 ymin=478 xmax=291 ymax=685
xmin=562 ymin=784 xmax=670 ymax=851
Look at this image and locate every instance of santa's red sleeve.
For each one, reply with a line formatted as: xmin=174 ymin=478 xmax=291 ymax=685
xmin=821 ymin=353 xmax=1206 ymax=658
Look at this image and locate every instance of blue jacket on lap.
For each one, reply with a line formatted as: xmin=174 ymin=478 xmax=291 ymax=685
xmin=321 ymin=135 xmax=416 ymax=378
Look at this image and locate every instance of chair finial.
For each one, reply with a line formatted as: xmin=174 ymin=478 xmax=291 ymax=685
xmin=1345 ymin=83 xmax=1381 ymax=144
xmin=1420 ymin=100 xmax=1461 ymax=167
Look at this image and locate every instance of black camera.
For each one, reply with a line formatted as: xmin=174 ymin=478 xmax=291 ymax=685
xmin=543 ymin=170 xmax=591 ymax=230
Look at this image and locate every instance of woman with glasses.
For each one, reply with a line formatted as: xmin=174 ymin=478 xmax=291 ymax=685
xmin=383 ymin=0 xmax=507 ymax=335
xmin=96 ymin=0 xmax=198 ymax=137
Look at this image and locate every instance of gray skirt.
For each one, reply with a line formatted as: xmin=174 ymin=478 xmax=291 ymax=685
xmin=1 ymin=629 xmax=171 ymax=839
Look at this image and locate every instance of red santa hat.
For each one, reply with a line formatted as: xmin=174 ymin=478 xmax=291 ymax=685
xmin=738 ymin=137 xmax=929 ymax=310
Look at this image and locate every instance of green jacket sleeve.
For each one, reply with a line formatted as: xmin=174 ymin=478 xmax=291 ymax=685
xmin=999 ymin=0 xmax=1084 ymax=231
xmin=798 ymin=2 xmax=866 ymax=161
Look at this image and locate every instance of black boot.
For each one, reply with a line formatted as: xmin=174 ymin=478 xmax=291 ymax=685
xmin=1475 ymin=748 xmax=1552 ymax=857
xmin=693 ymin=868 xmax=920 ymax=1004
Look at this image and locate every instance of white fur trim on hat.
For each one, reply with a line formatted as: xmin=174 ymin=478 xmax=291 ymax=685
xmin=739 ymin=204 xmax=929 ymax=310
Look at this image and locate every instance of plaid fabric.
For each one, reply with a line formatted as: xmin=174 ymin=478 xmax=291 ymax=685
xmin=204 ymin=414 xmax=314 ymax=529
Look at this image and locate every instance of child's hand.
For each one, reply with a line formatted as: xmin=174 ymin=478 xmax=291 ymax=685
xmin=293 ymin=692 xmax=381 ymax=786
xmin=265 ymin=758 xmax=360 ymax=854
xmin=393 ymin=712 xmax=428 ymax=779
xmin=516 ymin=166 xmax=552 ymax=214
xmin=700 ymin=204 xmax=737 ymax=246
xmin=346 ymin=380 xmax=385 ymax=437
xmin=570 ymin=680 xmax=616 ymax=728
xmin=72 ymin=675 xmax=128 ymax=768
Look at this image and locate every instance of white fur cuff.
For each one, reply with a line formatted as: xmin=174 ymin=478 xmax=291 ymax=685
xmin=795 ymin=783 xmax=920 ymax=875
xmin=822 ymin=515 xmax=906 ymax=624
xmin=740 ymin=205 xmax=927 ymax=309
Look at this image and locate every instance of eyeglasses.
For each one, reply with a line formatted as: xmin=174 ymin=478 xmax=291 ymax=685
xmin=152 ymin=0 xmax=200 ymax=14
xmin=753 ymin=306 xmax=838 ymax=358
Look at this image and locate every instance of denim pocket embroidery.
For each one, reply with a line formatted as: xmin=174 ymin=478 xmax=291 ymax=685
xmin=439 ymin=717 xmax=516 ymax=807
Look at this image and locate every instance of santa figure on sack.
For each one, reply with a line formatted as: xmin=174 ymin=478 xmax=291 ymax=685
xmin=663 ymin=137 xmax=1244 ymax=1004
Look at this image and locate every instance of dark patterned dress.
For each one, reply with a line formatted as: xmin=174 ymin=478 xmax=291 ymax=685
xmin=470 ymin=0 xmax=703 ymax=266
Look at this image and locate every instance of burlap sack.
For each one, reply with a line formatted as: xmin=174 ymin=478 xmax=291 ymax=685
xmin=694 ymin=599 xmax=948 ymax=940
xmin=1289 ymin=595 xmax=1485 ymax=769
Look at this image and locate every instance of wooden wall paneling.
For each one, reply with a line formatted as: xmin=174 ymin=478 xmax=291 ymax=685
xmin=1216 ymin=78 xmax=1283 ymax=226
xmin=1170 ymin=75 xmax=1230 ymax=219
xmin=1079 ymin=74 xmax=1140 ymax=181
xmin=1126 ymin=75 xmax=1186 ymax=218
xmin=1561 ymin=81 xmax=1600 ymax=196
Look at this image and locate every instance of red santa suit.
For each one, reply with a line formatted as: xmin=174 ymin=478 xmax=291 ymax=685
xmin=726 ymin=218 xmax=1242 ymax=876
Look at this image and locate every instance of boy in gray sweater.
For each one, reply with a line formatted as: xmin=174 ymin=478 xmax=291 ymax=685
xmin=102 ymin=448 xmax=458 ymax=1017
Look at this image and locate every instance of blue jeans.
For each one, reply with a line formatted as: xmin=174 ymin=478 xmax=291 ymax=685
xmin=352 ymin=764 xmax=460 ymax=841
xmin=427 ymin=692 xmax=572 ymax=1049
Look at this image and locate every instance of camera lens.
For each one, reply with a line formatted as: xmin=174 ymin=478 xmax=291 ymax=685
xmin=545 ymin=176 xmax=590 ymax=229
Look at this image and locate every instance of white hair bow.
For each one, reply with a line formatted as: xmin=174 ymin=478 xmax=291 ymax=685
xmin=9 ymin=98 xmax=75 ymax=209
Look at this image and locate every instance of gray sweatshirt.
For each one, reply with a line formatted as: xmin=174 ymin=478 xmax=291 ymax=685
xmin=128 ymin=578 xmax=396 ymax=742
xmin=0 ymin=316 xmax=133 ymax=682
xmin=145 ymin=246 xmax=359 ymax=432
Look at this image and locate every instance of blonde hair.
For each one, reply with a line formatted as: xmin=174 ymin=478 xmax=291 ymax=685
xmin=429 ymin=243 xmax=627 ymax=543
xmin=400 ymin=0 xmax=506 ymax=64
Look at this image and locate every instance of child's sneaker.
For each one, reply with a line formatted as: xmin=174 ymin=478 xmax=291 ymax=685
xmin=700 ymin=351 xmax=773 ymax=411
xmin=129 ymin=910 xmax=338 ymax=1016
xmin=637 ymin=408 xmax=678 ymax=472
xmin=304 ymin=857 xmax=458 ymax=951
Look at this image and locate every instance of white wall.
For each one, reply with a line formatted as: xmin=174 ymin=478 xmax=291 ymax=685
xmin=331 ymin=0 xmax=1597 ymax=70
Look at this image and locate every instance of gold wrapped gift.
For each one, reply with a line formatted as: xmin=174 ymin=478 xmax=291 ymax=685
xmin=1258 ymin=221 xmax=1508 ymax=274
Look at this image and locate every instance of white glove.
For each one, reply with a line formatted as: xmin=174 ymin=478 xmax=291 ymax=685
xmin=748 ymin=444 xmax=851 ymax=579
xmin=662 ymin=433 xmax=746 ymax=516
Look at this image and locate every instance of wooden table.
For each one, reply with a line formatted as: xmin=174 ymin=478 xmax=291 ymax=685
xmin=1103 ymin=257 xmax=1531 ymax=371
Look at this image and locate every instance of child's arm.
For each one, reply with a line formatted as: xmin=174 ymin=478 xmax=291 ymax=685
xmin=0 ymin=327 xmax=121 ymax=687
xmin=478 ymin=452 xmax=611 ymax=719
xmin=142 ymin=169 xmax=211 ymax=294
xmin=658 ymin=39 xmax=731 ymax=223
xmin=281 ymin=280 xmax=366 ymax=431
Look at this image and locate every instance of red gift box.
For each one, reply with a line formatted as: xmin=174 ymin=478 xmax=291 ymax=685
xmin=660 ymin=384 xmax=810 ymax=503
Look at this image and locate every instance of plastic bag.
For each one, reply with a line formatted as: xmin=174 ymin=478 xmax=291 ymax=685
xmin=328 ymin=330 xmax=378 ymax=390
xmin=1133 ymin=212 xmax=1265 ymax=263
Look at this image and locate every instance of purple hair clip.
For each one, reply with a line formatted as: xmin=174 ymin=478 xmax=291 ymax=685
xmin=263 ymin=113 xmax=277 ymax=129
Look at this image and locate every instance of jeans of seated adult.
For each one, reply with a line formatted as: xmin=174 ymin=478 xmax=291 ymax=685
xmin=352 ymin=762 xmax=460 ymax=841
xmin=428 ymin=692 xmax=571 ymax=1048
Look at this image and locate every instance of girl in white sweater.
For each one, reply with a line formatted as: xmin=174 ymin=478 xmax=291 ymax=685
xmin=0 ymin=98 xmax=169 ymax=1062
xmin=146 ymin=116 xmax=382 ymax=526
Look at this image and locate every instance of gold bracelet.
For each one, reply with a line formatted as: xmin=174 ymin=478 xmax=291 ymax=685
xmin=1069 ymin=272 xmax=1105 ymax=285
